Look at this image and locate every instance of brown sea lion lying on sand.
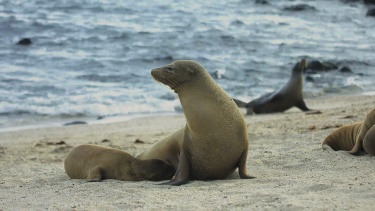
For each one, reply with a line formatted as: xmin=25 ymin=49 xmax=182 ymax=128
xmin=64 ymin=144 xmax=175 ymax=181
xmin=323 ymin=109 xmax=375 ymax=155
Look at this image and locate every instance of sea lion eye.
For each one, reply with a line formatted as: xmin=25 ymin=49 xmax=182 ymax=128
xmin=165 ymin=67 xmax=175 ymax=73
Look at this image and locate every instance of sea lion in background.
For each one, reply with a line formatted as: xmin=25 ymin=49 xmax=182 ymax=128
xmin=137 ymin=60 xmax=254 ymax=186
xmin=233 ymin=58 xmax=311 ymax=114
xmin=64 ymin=144 xmax=175 ymax=181
xmin=322 ymin=109 xmax=375 ymax=155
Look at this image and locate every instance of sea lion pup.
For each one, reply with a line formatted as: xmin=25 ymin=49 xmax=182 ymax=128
xmin=322 ymin=109 xmax=375 ymax=155
xmin=64 ymin=144 xmax=175 ymax=181
xmin=233 ymin=58 xmax=310 ymax=114
xmin=137 ymin=60 xmax=254 ymax=186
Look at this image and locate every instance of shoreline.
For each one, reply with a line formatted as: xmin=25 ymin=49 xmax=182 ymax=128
xmin=0 ymin=94 xmax=374 ymax=209
xmin=2 ymin=91 xmax=375 ymax=134
xmin=0 ymin=111 xmax=179 ymax=134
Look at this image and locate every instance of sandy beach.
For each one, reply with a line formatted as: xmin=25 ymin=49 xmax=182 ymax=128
xmin=0 ymin=94 xmax=374 ymax=210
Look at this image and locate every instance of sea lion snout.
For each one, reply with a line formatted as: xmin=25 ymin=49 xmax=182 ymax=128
xmin=151 ymin=68 xmax=160 ymax=79
xmin=151 ymin=68 xmax=167 ymax=85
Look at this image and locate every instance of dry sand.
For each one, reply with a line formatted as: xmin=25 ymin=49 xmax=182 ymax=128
xmin=0 ymin=94 xmax=374 ymax=210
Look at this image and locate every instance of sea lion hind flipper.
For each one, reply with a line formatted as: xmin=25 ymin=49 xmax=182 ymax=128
xmin=86 ymin=167 xmax=103 ymax=182
xmin=348 ymin=142 xmax=363 ymax=155
xmin=159 ymin=150 xmax=190 ymax=186
xmin=233 ymin=98 xmax=248 ymax=108
xmin=237 ymin=150 xmax=255 ymax=179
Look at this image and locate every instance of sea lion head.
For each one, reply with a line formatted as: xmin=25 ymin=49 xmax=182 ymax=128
xmin=151 ymin=60 xmax=204 ymax=93
xmin=292 ymin=58 xmax=307 ymax=75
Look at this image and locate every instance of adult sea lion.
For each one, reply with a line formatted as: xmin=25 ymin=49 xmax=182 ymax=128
xmin=64 ymin=144 xmax=175 ymax=181
xmin=137 ymin=60 xmax=254 ymax=186
xmin=233 ymin=58 xmax=311 ymax=114
xmin=322 ymin=109 xmax=375 ymax=155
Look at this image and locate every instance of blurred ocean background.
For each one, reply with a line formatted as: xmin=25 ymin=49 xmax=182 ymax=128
xmin=0 ymin=0 xmax=374 ymax=131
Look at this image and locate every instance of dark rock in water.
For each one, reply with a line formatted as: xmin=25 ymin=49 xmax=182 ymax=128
xmin=174 ymin=105 xmax=183 ymax=113
xmin=364 ymin=0 xmax=375 ymax=5
xmin=255 ymin=0 xmax=269 ymax=5
xmin=160 ymin=93 xmax=176 ymax=101
xmin=283 ymin=4 xmax=316 ymax=12
xmin=17 ymin=38 xmax=32 ymax=45
xmin=340 ymin=0 xmax=362 ymax=3
xmin=340 ymin=66 xmax=353 ymax=73
xmin=231 ymin=19 xmax=244 ymax=26
xmin=154 ymin=55 xmax=174 ymax=62
xmin=305 ymin=76 xmax=315 ymax=82
xmin=307 ymin=60 xmax=324 ymax=71
xmin=210 ymin=69 xmax=226 ymax=79
xmin=63 ymin=121 xmax=88 ymax=126
xmin=366 ymin=8 xmax=375 ymax=16
xmin=306 ymin=60 xmax=338 ymax=72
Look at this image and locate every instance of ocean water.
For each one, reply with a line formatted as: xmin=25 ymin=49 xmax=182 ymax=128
xmin=0 ymin=0 xmax=374 ymax=130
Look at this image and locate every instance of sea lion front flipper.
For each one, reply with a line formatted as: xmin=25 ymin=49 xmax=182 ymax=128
xmin=159 ymin=149 xmax=190 ymax=186
xmin=348 ymin=139 xmax=363 ymax=155
xmin=295 ymin=100 xmax=310 ymax=112
xmin=237 ymin=150 xmax=255 ymax=179
xmin=86 ymin=167 xmax=103 ymax=182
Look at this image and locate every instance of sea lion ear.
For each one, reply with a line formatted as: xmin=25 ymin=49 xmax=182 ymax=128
xmin=186 ymin=67 xmax=195 ymax=75
xmin=181 ymin=65 xmax=196 ymax=76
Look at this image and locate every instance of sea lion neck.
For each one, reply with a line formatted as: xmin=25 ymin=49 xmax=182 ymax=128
xmin=177 ymin=77 xmax=232 ymax=131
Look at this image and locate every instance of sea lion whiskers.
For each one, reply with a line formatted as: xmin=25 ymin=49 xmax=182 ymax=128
xmin=162 ymin=76 xmax=184 ymax=94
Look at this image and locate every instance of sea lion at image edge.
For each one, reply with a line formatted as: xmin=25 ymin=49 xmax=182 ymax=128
xmin=137 ymin=60 xmax=254 ymax=186
xmin=64 ymin=144 xmax=175 ymax=181
xmin=363 ymin=125 xmax=375 ymax=155
xmin=322 ymin=109 xmax=375 ymax=155
xmin=233 ymin=58 xmax=311 ymax=114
